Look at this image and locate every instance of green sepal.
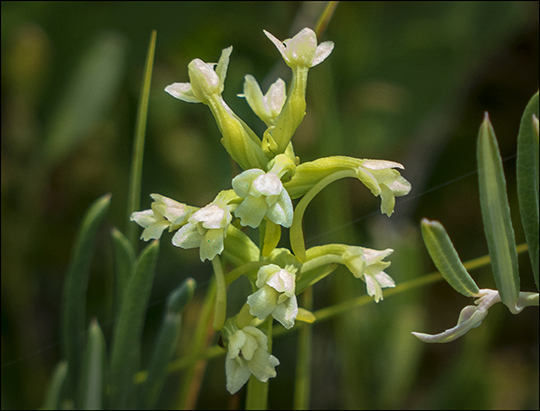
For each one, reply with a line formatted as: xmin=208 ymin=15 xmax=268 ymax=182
xmin=261 ymin=219 xmax=281 ymax=257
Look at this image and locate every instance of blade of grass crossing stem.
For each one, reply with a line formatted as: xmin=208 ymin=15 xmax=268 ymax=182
xmin=109 ymin=240 xmax=159 ymax=409
xmin=42 ymin=360 xmax=68 ymax=410
xmin=138 ymin=278 xmax=196 ymax=409
xmin=111 ymin=227 xmax=136 ymax=314
xmin=420 ymin=219 xmax=480 ymax=297
xmin=477 ymin=113 xmax=520 ymax=312
xmin=78 ymin=319 xmax=107 ymax=410
xmin=62 ymin=194 xmax=111 ymax=397
xmin=516 ymin=92 xmax=539 ymax=290
xmin=127 ymin=30 xmax=156 ymax=247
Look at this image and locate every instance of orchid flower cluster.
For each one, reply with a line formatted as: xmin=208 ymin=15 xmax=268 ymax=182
xmin=131 ymin=28 xmax=411 ymax=395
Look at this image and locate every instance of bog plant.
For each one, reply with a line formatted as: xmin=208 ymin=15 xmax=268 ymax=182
xmin=45 ymin=24 xmax=538 ymax=410
xmin=132 ymin=27 xmax=410 ymax=395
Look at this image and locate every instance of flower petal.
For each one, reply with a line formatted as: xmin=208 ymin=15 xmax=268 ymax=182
xmin=164 ymin=82 xmax=201 ymax=103
xmin=312 ymin=41 xmax=334 ymax=67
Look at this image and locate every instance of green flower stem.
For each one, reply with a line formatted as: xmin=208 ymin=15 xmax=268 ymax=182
xmin=144 ymin=244 xmax=530 ymax=380
xmin=294 ymin=287 xmax=313 ymax=410
xmin=175 ymin=280 xmax=217 ymax=410
xmin=212 ymin=256 xmax=227 ymax=330
xmin=272 ymin=66 xmax=309 ymax=155
xmin=245 ymin=317 xmax=273 ymax=410
xmin=290 ymin=170 xmax=356 ymax=261
xmin=127 ymin=30 xmax=156 ymax=248
xmin=225 ymin=261 xmax=267 ymax=285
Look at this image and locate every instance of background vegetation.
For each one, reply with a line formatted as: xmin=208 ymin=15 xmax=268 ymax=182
xmin=1 ymin=2 xmax=538 ymax=409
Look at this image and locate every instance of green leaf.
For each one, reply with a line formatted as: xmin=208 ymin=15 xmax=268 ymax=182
xmin=44 ymin=33 xmax=126 ymax=166
xmin=477 ymin=113 xmax=520 ymax=312
xmin=78 ymin=319 xmax=107 ymax=410
xmin=111 ymin=227 xmax=136 ymax=313
xmin=109 ymin=240 xmax=159 ymax=409
xmin=516 ymin=91 xmax=539 ymax=290
xmin=138 ymin=278 xmax=196 ymax=409
xmin=127 ymin=30 xmax=157 ymax=247
xmin=42 ymin=360 xmax=68 ymax=410
xmin=420 ymin=219 xmax=480 ymax=297
xmin=62 ymin=193 xmax=111 ymax=395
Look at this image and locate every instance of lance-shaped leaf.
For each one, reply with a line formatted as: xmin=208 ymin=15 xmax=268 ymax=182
xmin=109 ymin=240 xmax=159 ymax=409
xmin=138 ymin=278 xmax=196 ymax=410
xmin=516 ymin=92 xmax=539 ymax=290
xmin=111 ymin=228 xmax=136 ymax=314
xmin=42 ymin=360 xmax=68 ymax=410
xmin=62 ymin=193 xmax=111 ymax=395
xmin=78 ymin=319 xmax=106 ymax=410
xmin=420 ymin=219 xmax=480 ymax=297
xmin=477 ymin=113 xmax=520 ymax=312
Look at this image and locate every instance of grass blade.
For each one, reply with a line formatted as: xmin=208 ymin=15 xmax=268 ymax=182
xmin=477 ymin=113 xmax=519 ymax=311
xmin=127 ymin=30 xmax=157 ymax=247
xmin=139 ymin=278 xmax=196 ymax=409
xmin=42 ymin=360 xmax=68 ymax=410
xmin=62 ymin=193 xmax=111 ymax=396
xmin=78 ymin=319 xmax=107 ymax=410
xmin=111 ymin=227 xmax=136 ymax=313
xmin=516 ymin=91 xmax=539 ymax=290
xmin=109 ymin=240 xmax=159 ymax=409
xmin=421 ymin=218 xmax=480 ymax=297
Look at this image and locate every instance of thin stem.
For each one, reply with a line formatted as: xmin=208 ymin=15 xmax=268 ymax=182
xmin=212 ymin=256 xmax=227 ymax=330
xmin=127 ymin=30 xmax=156 ymax=248
xmin=139 ymin=243 xmax=530 ymax=377
xmin=290 ymin=170 xmax=356 ymax=260
xmin=294 ymin=287 xmax=313 ymax=410
xmin=174 ymin=280 xmax=216 ymax=409
xmin=246 ymin=317 xmax=273 ymax=410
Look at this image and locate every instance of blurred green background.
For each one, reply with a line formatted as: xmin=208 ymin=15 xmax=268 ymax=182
xmin=1 ymin=1 xmax=538 ymax=409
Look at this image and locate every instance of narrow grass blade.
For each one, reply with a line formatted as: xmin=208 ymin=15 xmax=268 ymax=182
xmin=421 ymin=219 xmax=480 ymax=297
xmin=44 ymin=33 xmax=126 ymax=166
xmin=477 ymin=113 xmax=520 ymax=311
xmin=139 ymin=278 xmax=196 ymax=409
xmin=127 ymin=30 xmax=157 ymax=247
xmin=111 ymin=227 xmax=136 ymax=312
xmin=62 ymin=193 xmax=111 ymax=395
xmin=109 ymin=240 xmax=159 ymax=409
xmin=78 ymin=319 xmax=107 ymax=410
xmin=42 ymin=360 xmax=68 ymax=410
xmin=516 ymin=92 xmax=539 ymax=290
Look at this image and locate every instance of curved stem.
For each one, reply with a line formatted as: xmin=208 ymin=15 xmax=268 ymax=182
xmin=212 ymin=256 xmax=227 ymax=331
xmin=290 ymin=170 xmax=356 ymax=261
